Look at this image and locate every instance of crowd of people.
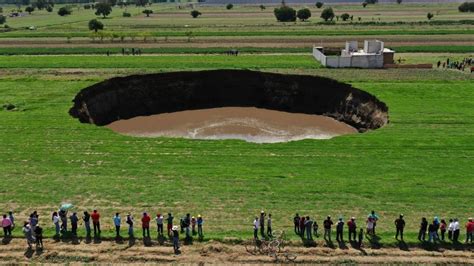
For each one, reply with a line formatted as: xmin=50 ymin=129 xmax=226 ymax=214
xmin=436 ymin=57 xmax=473 ymax=72
xmin=1 ymin=209 xmax=204 ymax=255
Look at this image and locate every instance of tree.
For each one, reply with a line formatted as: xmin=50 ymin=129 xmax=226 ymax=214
xmin=226 ymin=3 xmax=233 ymax=10
xmin=0 ymin=15 xmax=6 ymax=25
xmin=46 ymin=5 xmax=53 ymax=12
xmin=362 ymin=2 xmax=368 ymax=8
xmin=35 ymin=0 xmax=48 ymax=10
xmin=340 ymin=13 xmax=350 ymax=21
xmin=427 ymin=12 xmax=433 ymax=20
xmin=396 ymin=0 xmax=402 ymax=4
xmin=95 ymin=3 xmax=112 ymax=18
xmin=57 ymin=6 xmax=72 ymax=16
xmin=190 ymin=10 xmax=201 ymax=18
xmin=296 ymin=8 xmax=311 ymax=21
xmin=25 ymin=6 xmax=34 ymax=14
xmin=88 ymin=19 xmax=104 ymax=32
xmin=458 ymin=2 xmax=474 ymax=12
xmin=320 ymin=7 xmax=334 ymax=21
xmin=142 ymin=9 xmax=153 ymax=17
xmin=259 ymin=5 xmax=266 ymax=11
xmin=315 ymin=2 xmax=323 ymax=8
xmin=273 ymin=6 xmax=296 ymax=22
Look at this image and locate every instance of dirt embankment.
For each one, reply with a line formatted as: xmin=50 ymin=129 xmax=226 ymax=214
xmin=69 ymin=70 xmax=389 ymax=132
xmin=1 ymin=238 xmax=473 ymax=264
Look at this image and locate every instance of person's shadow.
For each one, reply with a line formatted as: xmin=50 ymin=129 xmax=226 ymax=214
xmin=115 ymin=236 xmax=124 ymax=244
xmin=324 ymin=239 xmax=335 ymax=249
xmin=302 ymin=238 xmax=317 ymax=247
xmin=1 ymin=236 xmax=12 ymax=245
xmin=35 ymin=246 xmax=44 ymax=256
xmin=397 ymin=240 xmax=409 ymax=251
xmin=337 ymin=240 xmax=348 ymax=249
xmin=24 ymin=247 xmax=34 ymax=258
xmin=157 ymin=235 xmax=165 ymax=245
xmin=93 ymin=235 xmax=102 ymax=244
xmin=184 ymin=236 xmax=193 ymax=245
xmin=128 ymin=237 xmax=136 ymax=247
xmin=143 ymin=236 xmax=153 ymax=247
xmin=368 ymin=234 xmax=381 ymax=249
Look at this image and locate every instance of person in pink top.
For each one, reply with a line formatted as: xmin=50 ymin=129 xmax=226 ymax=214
xmin=1 ymin=214 xmax=12 ymax=236
xmin=466 ymin=218 xmax=474 ymax=243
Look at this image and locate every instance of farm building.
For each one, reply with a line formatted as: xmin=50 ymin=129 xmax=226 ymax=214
xmin=313 ymin=40 xmax=395 ymax=69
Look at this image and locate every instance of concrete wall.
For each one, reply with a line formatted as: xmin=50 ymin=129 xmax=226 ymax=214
xmin=313 ymin=47 xmax=385 ymax=68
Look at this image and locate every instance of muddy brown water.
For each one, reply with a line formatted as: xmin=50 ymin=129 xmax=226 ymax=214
xmin=106 ymin=107 xmax=357 ymax=143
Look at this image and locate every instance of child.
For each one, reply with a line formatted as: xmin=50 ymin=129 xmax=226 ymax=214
xmin=358 ymin=228 xmax=364 ymax=248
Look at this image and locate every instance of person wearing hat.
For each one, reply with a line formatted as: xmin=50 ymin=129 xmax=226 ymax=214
xmin=336 ymin=217 xmax=344 ymax=242
xmin=191 ymin=216 xmax=197 ymax=236
xmin=197 ymin=215 xmax=204 ymax=238
xmin=394 ymin=214 xmax=405 ymax=241
xmin=259 ymin=211 xmax=266 ymax=238
xmin=253 ymin=216 xmax=259 ymax=240
xmin=323 ymin=216 xmax=333 ymax=241
xmin=347 ymin=217 xmax=357 ymax=242
xmin=465 ymin=218 xmax=474 ymax=243
xmin=172 ymin=225 xmax=180 ymax=254
xmin=141 ymin=212 xmax=151 ymax=238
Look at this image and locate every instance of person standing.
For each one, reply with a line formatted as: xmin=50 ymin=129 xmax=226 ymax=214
xmin=126 ymin=214 xmax=134 ymax=239
xmin=70 ymin=212 xmax=79 ymax=236
xmin=305 ymin=216 xmax=313 ymax=240
xmin=1 ymin=214 xmax=12 ymax=237
xmin=197 ymin=215 xmax=204 ymax=238
xmin=156 ymin=213 xmax=164 ymax=236
xmin=142 ymin=212 xmax=151 ymax=238
xmin=113 ymin=213 xmax=121 ymax=238
xmin=59 ymin=209 xmax=68 ymax=233
xmin=428 ymin=220 xmax=437 ymax=243
xmin=440 ymin=219 xmax=447 ymax=241
xmin=22 ymin=222 xmax=34 ymax=249
xmin=8 ymin=211 xmax=15 ymax=229
xmin=267 ymin=214 xmax=273 ymax=238
xmin=52 ymin=212 xmax=60 ymax=237
xmin=300 ymin=216 xmax=306 ymax=238
xmin=172 ymin=225 xmax=180 ymax=254
xmin=453 ymin=218 xmax=460 ymax=242
xmin=259 ymin=211 xmax=266 ymax=238
xmin=347 ymin=217 xmax=357 ymax=241
xmin=336 ymin=218 xmax=344 ymax=242
xmin=368 ymin=211 xmax=379 ymax=235
xmin=313 ymin=220 xmax=319 ymax=238
xmin=34 ymin=225 xmax=43 ymax=248
xmin=91 ymin=209 xmax=101 ymax=237
xmin=29 ymin=212 xmax=38 ymax=234
xmin=448 ymin=219 xmax=454 ymax=240
xmin=323 ymin=216 xmax=333 ymax=241
xmin=418 ymin=217 xmax=428 ymax=241
xmin=191 ymin=216 xmax=196 ymax=236
xmin=395 ymin=214 xmax=405 ymax=241
xmin=83 ymin=211 xmax=91 ymax=238
xmin=366 ymin=217 xmax=375 ymax=236
xmin=358 ymin=228 xmax=364 ymax=248
xmin=167 ymin=213 xmax=174 ymax=237
xmin=293 ymin=213 xmax=300 ymax=235
xmin=184 ymin=213 xmax=191 ymax=238
xmin=253 ymin=216 xmax=259 ymax=240
xmin=465 ymin=218 xmax=473 ymax=243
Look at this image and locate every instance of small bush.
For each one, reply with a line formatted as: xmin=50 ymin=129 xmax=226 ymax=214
xmin=341 ymin=13 xmax=350 ymax=21
xmin=259 ymin=4 xmax=265 ymax=11
xmin=297 ymin=8 xmax=311 ymax=21
xmin=25 ymin=6 xmax=35 ymax=14
xmin=57 ymin=6 xmax=72 ymax=16
xmin=458 ymin=2 xmax=474 ymax=12
xmin=226 ymin=3 xmax=233 ymax=10
xmin=190 ymin=10 xmax=201 ymax=18
xmin=274 ymin=6 xmax=296 ymax=22
xmin=84 ymin=4 xmax=91 ymax=9
xmin=315 ymin=2 xmax=323 ymax=8
xmin=123 ymin=11 xmax=131 ymax=17
xmin=88 ymin=18 xmax=104 ymax=32
xmin=142 ymin=9 xmax=153 ymax=17
xmin=427 ymin=12 xmax=434 ymax=20
xmin=46 ymin=5 xmax=53 ymax=12
xmin=362 ymin=2 xmax=367 ymax=8
xmin=320 ymin=7 xmax=334 ymax=21
xmin=0 ymin=15 xmax=6 ymax=25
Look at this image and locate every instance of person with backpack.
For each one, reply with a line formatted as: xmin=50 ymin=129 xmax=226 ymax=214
xmin=52 ymin=212 xmax=60 ymax=237
xmin=113 ymin=213 xmax=121 ymax=238
xmin=1 ymin=214 xmax=12 ymax=237
xmin=83 ymin=211 xmax=91 ymax=238
xmin=336 ymin=217 xmax=344 ymax=242
xmin=167 ymin=213 xmax=174 ymax=237
xmin=347 ymin=217 xmax=357 ymax=241
xmin=156 ymin=213 xmax=164 ymax=236
xmin=126 ymin=213 xmax=134 ymax=239
xmin=197 ymin=215 xmax=204 ymax=238
xmin=293 ymin=213 xmax=300 ymax=235
xmin=142 ymin=212 xmax=151 ymax=238
xmin=418 ymin=217 xmax=428 ymax=241
xmin=34 ymin=225 xmax=43 ymax=248
xmin=70 ymin=212 xmax=79 ymax=236
xmin=394 ymin=214 xmax=405 ymax=241
xmin=91 ymin=209 xmax=101 ymax=237
xmin=323 ymin=216 xmax=333 ymax=241
xmin=267 ymin=214 xmax=273 ymax=238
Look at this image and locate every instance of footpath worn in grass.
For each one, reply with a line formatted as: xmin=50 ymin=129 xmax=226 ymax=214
xmin=0 ymin=63 xmax=473 ymax=243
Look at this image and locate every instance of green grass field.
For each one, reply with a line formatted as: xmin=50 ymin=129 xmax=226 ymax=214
xmin=0 ymin=1 xmax=473 ymax=248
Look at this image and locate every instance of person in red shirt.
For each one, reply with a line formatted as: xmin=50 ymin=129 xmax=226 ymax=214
xmin=141 ymin=212 xmax=151 ymax=238
xmin=347 ymin=217 xmax=357 ymax=241
xmin=466 ymin=218 xmax=474 ymax=243
xmin=91 ymin=209 xmax=101 ymax=237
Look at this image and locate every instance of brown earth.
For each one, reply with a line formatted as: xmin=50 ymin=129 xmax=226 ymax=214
xmin=1 ymin=238 xmax=473 ymax=264
xmin=106 ymin=107 xmax=357 ymax=143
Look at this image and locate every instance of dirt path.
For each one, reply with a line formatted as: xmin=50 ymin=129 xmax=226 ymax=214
xmin=1 ymin=238 xmax=473 ymax=264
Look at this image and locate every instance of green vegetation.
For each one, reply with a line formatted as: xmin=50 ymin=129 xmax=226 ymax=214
xmin=57 ymin=6 xmax=71 ymax=16
xmin=142 ymin=9 xmax=153 ymax=17
xmin=88 ymin=19 xmax=104 ymax=33
xmin=458 ymin=2 xmax=474 ymax=12
xmin=320 ymin=7 xmax=335 ymax=21
xmin=190 ymin=9 xmax=201 ymax=18
xmin=95 ymin=3 xmax=112 ymax=19
xmin=297 ymin=8 xmax=311 ymax=22
xmin=274 ymin=5 xmax=297 ymax=22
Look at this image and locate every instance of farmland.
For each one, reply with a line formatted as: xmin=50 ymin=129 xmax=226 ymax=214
xmin=0 ymin=0 xmax=473 ymax=264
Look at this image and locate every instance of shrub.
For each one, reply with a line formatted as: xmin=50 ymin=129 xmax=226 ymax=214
xmin=320 ymin=7 xmax=334 ymax=21
xmin=297 ymin=8 xmax=311 ymax=21
xmin=0 ymin=7 xmax=3 ymax=13
xmin=427 ymin=12 xmax=434 ymax=20
xmin=0 ymin=15 xmax=6 ymax=25
xmin=25 ymin=6 xmax=34 ymax=14
xmin=362 ymin=2 xmax=367 ymax=8
xmin=123 ymin=11 xmax=131 ymax=17
xmin=274 ymin=6 xmax=296 ymax=22
xmin=315 ymin=2 xmax=323 ymax=8
xmin=46 ymin=5 xmax=53 ymax=12
xmin=226 ymin=3 xmax=233 ymax=10
xmin=84 ymin=4 xmax=91 ymax=9
xmin=458 ymin=2 xmax=474 ymax=12
xmin=341 ymin=13 xmax=350 ymax=21
xmin=259 ymin=4 xmax=265 ymax=11
xmin=95 ymin=3 xmax=112 ymax=18
xmin=190 ymin=10 xmax=201 ymax=18
xmin=88 ymin=18 xmax=104 ymax=32
xmin=57 ymin=6 xmax=72 ymax=16
xmin=142 ymin=9 xmax=153 ymax=17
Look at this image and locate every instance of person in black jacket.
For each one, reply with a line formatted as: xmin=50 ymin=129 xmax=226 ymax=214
xmin=294 ymin=214 xmax=300 ymax=235
xmin=395 ymin=214 xmax=405 ymax=241
xmin=336 ymin=218 xmax=344 ymax=242
xmin=34 ymin=225 xmax=43 ymax=248
xmin=418 ymin=217 xmax=428 ymax=241
xmin=260 ymin=211 xmax=266 ymax=238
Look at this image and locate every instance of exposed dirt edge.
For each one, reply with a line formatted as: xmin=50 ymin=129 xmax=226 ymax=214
xmin=69 ymin=70 xmax=389 ymax=132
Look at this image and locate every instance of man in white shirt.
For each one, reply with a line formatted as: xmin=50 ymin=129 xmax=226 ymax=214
xmin=453 ymin=218 xmax=460 ymax=242
xmin=253 ymin=217 xmax=259 ymax=240
xmin=448 ymin=219 xmax=455 ymax=240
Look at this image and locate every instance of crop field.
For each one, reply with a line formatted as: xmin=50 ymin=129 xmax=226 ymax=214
xmin=0 ymin=0 xmax=473 ymax=264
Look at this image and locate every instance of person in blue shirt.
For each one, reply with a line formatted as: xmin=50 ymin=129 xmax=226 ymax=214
xmin=70 ymin=212 xmax=79 ymax=236
xmin=114 ymin=213 xmax=121 ymax=238
xmin=197 ymin=215 xmax=204 ymax=238
xmin=368 ymin=211 xmax=379 ymax=235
